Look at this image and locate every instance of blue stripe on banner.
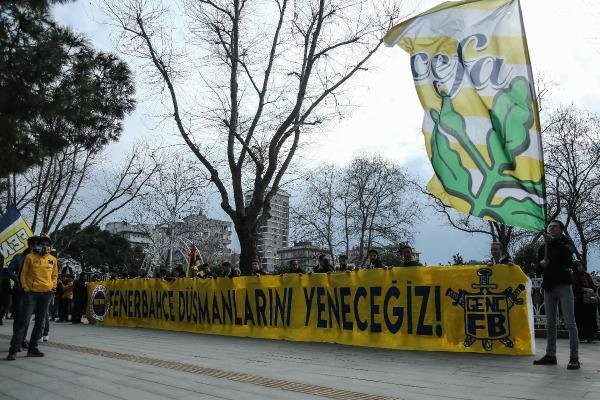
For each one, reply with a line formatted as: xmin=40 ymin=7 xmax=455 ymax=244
xmin=0 ymin=205 xmax=22 ymax=233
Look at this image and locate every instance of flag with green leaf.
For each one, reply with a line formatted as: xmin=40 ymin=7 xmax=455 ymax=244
xmin=384 ymin=0 xmax=545 ymax=231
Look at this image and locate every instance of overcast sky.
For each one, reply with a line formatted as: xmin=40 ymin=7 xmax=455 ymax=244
xmin=53 ymin=0 xmax=600 ymax=268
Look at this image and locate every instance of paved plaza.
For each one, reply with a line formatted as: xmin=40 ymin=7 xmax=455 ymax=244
xmin=0 ymin=322 xmax=599 ymax=400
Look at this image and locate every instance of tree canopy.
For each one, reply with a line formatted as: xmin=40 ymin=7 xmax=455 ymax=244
xmin=0 ymin=0 xmax=135 ymax=176
xmin=53 ymin=223 xmax=145 ymax=272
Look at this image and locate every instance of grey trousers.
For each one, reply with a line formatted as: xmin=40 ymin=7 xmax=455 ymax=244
xmin=544 ymin=284 xmax=579 ymax=359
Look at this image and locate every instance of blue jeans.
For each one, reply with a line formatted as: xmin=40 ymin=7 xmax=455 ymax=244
xmin=544 ymin=285 xmax=579 ymax=359
xmin=43 ymin=296 xmax=54 ymax=336
xmin=9 ymin=292 xmax=52 ymax=352
xmin=11 ymin=289 xmax=31 ymax=343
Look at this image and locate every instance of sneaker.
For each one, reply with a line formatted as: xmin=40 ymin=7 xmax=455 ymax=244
xmin=27 ymin=348 xmax=44 ymax=357
xmin=6 ymin=352 xmax=16 ymax=361
xmin=533 ymin=355 xmax=557 ymax=365
xmin=42 ymin=336 xmax=49 ymax=342
xmin=567 ymin=358 xmax=581 ymax=370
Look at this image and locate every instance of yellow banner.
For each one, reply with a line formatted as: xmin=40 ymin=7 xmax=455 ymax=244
xmin=384 ymin=0 xmax=546 ymax=232
xmin=0 ymin=206 xmax=33 ymax=265
xmin=87 ymin=265 xmax=534 ymax=355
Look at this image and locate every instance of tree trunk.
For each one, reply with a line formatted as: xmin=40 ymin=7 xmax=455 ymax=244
xmin=236 ymin=218 xmax=260 ymax=275
xmin=572 ymin=215 xmax=588 ymax=267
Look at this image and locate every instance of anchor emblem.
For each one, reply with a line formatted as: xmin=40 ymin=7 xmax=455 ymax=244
xmin=446 ymin=268 xmax=525 ymax=351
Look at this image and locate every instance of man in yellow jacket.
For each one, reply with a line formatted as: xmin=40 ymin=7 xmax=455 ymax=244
xmin=7 ymin=235 xmax=58 ymax=360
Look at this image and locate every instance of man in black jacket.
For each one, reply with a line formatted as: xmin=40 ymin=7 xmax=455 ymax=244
xmin=367 ymin=249 xmax=385 ymax=269
xmin=247 ymin=260 xmax=268 ymax=276
xmin=486 ymin=242 xmax=512 ymax=266
xmin=533 ymin=220 xmax=580 ymax=370
xmin=71 ymin=273 xmax=88 ymax=324
xmin=221 ymin=262 xmax=236 ymax=278
xmin=313 ymin=254 xmax=334 ymax=273
xmin=284 ymin=259 xmax=304 ymax=274
xmin=401 ymin=245 xmax=423 ymax=267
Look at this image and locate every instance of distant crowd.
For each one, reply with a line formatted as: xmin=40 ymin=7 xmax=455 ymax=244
xmin=105 ymin=243 xmax=508 ymax=281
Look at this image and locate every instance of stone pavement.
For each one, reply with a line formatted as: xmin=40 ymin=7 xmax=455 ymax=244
xmin=0 ymin=322 xmax=599 ymax=400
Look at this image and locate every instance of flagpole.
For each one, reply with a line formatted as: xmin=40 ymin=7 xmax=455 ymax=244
xmin=517 ymin=0 xmax=547 ymax=223
xmin=516 ymin=0 xmax=549 ymax=263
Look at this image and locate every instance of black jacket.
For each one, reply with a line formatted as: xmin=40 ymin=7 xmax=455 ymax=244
xmin=0 ymin=268 xmax=12 ymax=304
xmin=202 ymin=271 xmax=219 ymax=279
xmin=402 ymin=260 xmax=423 ymax=267
xmin=487 ymin=255 xmax=512 ymax=265
xmin=368 ymin=258 xmax=384 ymax=269
xmin=246 ymin=269 xmax=269 ymax=277
xmin=313 ymin=263 xmax=334 ymax=273
xmin=537 ymin=235 xmax=574 ymax=290
xmin=284 ymin=267 xmax=305 ymax=274
xmin=72 ymin=279 xmax=87 ymax=304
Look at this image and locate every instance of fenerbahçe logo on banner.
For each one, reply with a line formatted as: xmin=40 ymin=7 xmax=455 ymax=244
xmin=89 ymin=285 xmax=110 ymax=321
xmin=446 ymin=268 xmax=525 ymax=352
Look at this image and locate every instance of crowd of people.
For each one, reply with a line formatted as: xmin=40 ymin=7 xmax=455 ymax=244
xmin=97 ymin=245 xmax=427 ymax=281
xmin=122 ymin=244 xmax=428 ymax=280
xmin=1 ymin=220 xmax=598 ymax=370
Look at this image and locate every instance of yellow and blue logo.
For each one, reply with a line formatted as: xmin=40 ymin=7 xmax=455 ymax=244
xmin=446 ymin=268 xmax=525 ymax=351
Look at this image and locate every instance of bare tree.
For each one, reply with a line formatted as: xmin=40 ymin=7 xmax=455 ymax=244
xmin=1 ymin=145 xmax=94 ymax=225
xmin=0 ymin=144 xmax=157 ymax=238
xmin=136 ymin=150 xmax=208 ymax=226
xmin=544 ymin=105 xmax=600 ymax=267
xmin=344 ymin=154 xmax=420 ymax=265
xmin=423 ymin=192 xmax=529 ymax=253
xmin=100 ymin=0 xmax=405 ymax=271
xmin=292 ymin=154 xmax=420 ymax=266
xmin=132 ymin=149 xmax=210 ymax=269
xmin=291 ymin=164 xmax=339 ymax=261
